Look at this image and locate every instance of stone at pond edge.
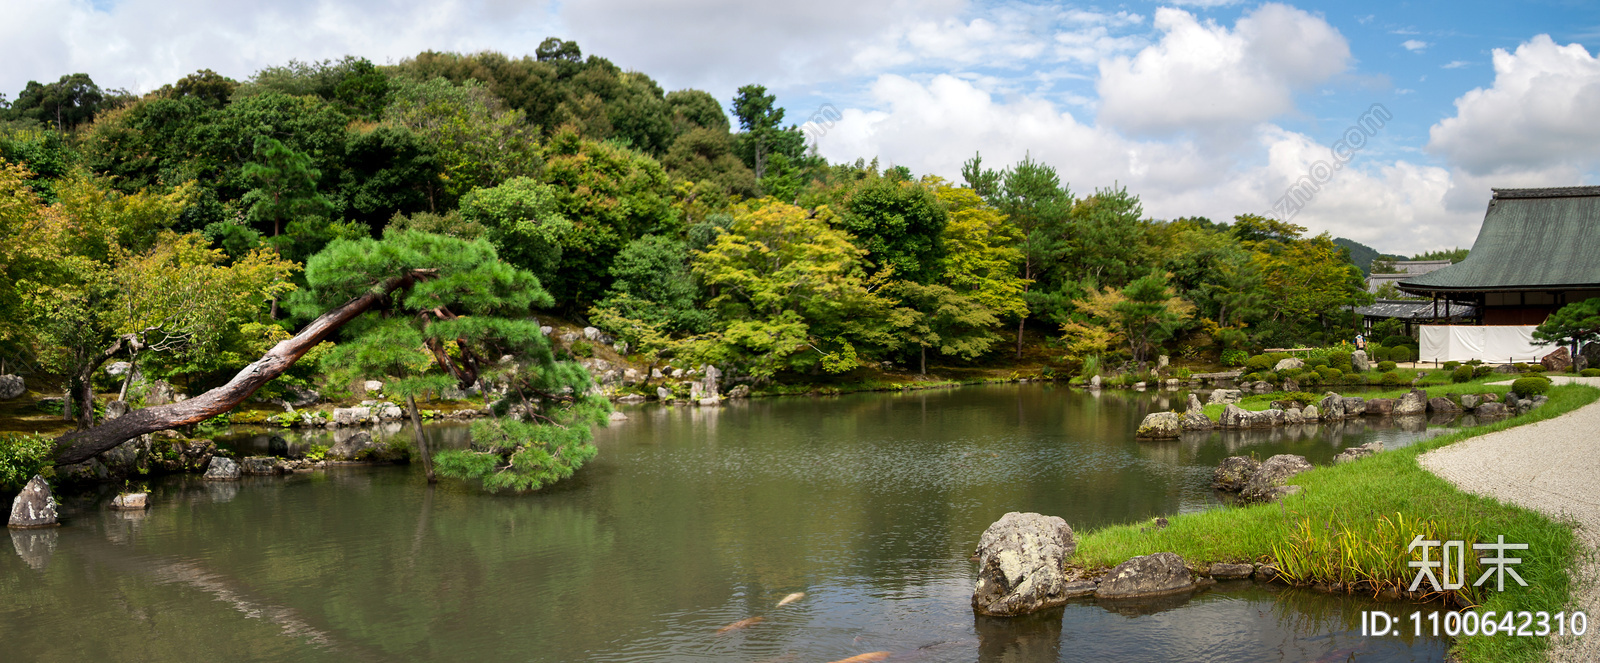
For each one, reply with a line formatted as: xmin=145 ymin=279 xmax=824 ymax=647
xmin=1475 ymin=402 xmax=1509 ymax=417
xmin=1208 ymin=389 xmax=1242 ymax=405
xmin=1364 ymin=398 xmax=1394 ymax=416
xmin=0 ymin=374 xmax=24 ymax=400
xmin=204 ymin=457 xmax=241 ymax=481
xmin=1394 ymin=390 xmax=1427 ymax=416
xmin=8 ymin=475 xmax=58 ymax=528
xmin=240 ymin=456 xmax=283 ymax=475
xmin=110 ymin=493 xmax=149 ymax=510
xmin=1095 ymin=552 xmax=1195 ymax=598
xmin=1241 ymin=454 xmax=1312 ymax=503
xmin=1318 ymin=392 xmax=1345 ymax=420
xmin=1208 ymin=562 xmax=1254 ymax=579
xmin=608 ymin=411 xmax=628 ymax=421
xmin=1181 ymin=408 xmax=1213 ymax=430
xmin=1427 ymin=397 xmax=1461 ymax=414
xmin=971 ymin=512 xmax=1077 ymax=616
xmin=1135 ymin=412 xmax=1182 ymax=438
xmin=1459 ymin=394 xmax=1479 ymax=410
xmin=1301 ymin=404 xmax=1318 ymax=420
xmin=1341 ymin=397 xmax=1366 ymax=416
xmin=1212 ymin=456 xmax=1260 ymax=492
xmin=325 ymin=431 xmax=404 ymax=462
xmin=1334 ymin=441 xmax=1384 ymax=465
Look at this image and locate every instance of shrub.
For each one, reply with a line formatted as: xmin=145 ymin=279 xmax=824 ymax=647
xmin=1511 ymin=376 xmax=1552 ymax=396
xmin=570 ymin=340 xmax=595 ymax=358
xmin=1451 ymin=365 xmax=1473 ymax=383
xmin=1380 ymin=371 xmax=1405 ymax=387
xmin=1299 ymin=373 xmax=1322 ymax=387
xmin=1582 ymin=368 xmax=1600 ymax=377
xmin=0 ymin=433 xmax=55 ymax=491
xmin=1326 ymin=350 xmax=1353 ymax=374
xmin=1442 ymin=361 xmax=1461 ymax=371
xmin=1220 ymin=349 xmax=1248 ymax=367
xmin=1387 ymin=346 xmax=1413 ymax=362
xmin=1377 ymin=360 xmax=1397 ymax=372
xmin=1245 ymin=354 xmax=1275 ymax=372
xmin=1316 ymin=366 xmax=1341 ymax=380
xmin=1306 ymin=356 xmax=1330 ymax=368
xmin=1277 ymin=391 xmax=1322 ymax=407
xmin=1381 ymin=334 xmax=1414 ymax=349
xmin=1473 ymin=365 xmax=1495 ymax=378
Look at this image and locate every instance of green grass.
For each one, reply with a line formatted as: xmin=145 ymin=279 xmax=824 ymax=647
xmin=1075 ymin=383 xmax=1600 ymax=662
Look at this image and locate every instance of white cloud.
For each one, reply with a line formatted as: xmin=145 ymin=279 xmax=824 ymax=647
xmin=1442 ymin=60 xmax=1470 ymax=69
xmin=1402 ymin=40 xmax=1429 ymax=52
xmin=815 ymin=74 xmax=1479 ymax=254
xmin=1427 ymin=35 xmax=1600 ymax=177
xmin=1095 ymin=4 xmax=1349 ymax=136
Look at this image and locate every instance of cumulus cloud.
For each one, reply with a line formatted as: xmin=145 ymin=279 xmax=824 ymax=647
xmin=1094 ymin=3 xmax=1349 ymax=136
xmin=815 ymin=74 xmax=1478 ymax=254
xmin=1427 ymin=35 xmax=1600 ymax=177
xmin=1402 ymin=40 xmax=1429 ymax=52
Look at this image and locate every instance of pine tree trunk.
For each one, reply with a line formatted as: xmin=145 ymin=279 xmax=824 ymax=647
xmin=920 ymin=345 xmax=927 ymax=375
xmin=406 ymin=394 xmax=436 ymax=483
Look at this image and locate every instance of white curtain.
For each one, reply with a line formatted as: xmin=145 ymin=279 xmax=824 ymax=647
xmin=1419 ymin=325 xmax=1547 ymax=363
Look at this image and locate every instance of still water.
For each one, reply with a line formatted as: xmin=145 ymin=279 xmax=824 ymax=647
xmin=3 ymin=384 xmax=1451 ymax=661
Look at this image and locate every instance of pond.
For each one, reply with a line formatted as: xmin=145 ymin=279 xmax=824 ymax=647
xmin=4 ymin=384 xmax=1451 ymax=661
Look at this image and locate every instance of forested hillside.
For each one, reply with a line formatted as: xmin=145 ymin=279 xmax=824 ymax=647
xmin=0 ymin=38 xmax=1378 ymax=402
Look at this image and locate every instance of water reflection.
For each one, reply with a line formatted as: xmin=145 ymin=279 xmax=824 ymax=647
xmin=3 ymin=384 xmax=1450 ymax=661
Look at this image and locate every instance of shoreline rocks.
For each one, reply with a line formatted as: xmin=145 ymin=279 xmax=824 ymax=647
xmin=1240 ymin=454 xmax=1312 ymax=504
xmin=971 ymin=512 xmax=1078 ymax=616
xmin=1095 ymin=552 xmax=1195 ymax=599
xmin=1135 ymin=412 xmax=1182 ymax=438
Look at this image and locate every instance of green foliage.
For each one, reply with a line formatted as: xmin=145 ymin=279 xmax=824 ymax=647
xmin=435 ymin=402 xmax=607 ymax=492
xmin=1511 ymin=377 xmax=1552 ymax=396
xmin=1412 ymin=247 xmax=1470 ymax=262
xmin=1377 ymin=360 xmax=1397 ymax=372
xmin=3 ymin=73 xmax=124 ymax=131
xmin=1380 ymin=371 xmax=1405 ymax=387
xmin=1533 ymin=298 xmax=1600 ymax=353
xmin=1474 ymin=365 xmax=1496 ymax=378
xmin=1581 ymin=368 xmax=1600 ymax=377
xmin=1244 ymin=354 xmax=1275 ymax=372
xmin=1442 ymin=361 xmax=1461 ymax=371
xmin=458 ymin=177 xmax=571 ymax=283
xmin=1220 ymin=349 xmax=1248 ymax=367
xmin=590 ymin=234 xmax=709 ymax=335
xmin=383 ymin=75 xmax=542 ymax=199
xmin=1386 ymin=345 xmax=1413 ymax=362
xmin=570 ymin=340 xmax=594 ymax=358
xmin=0 ymin=433 xmax=54 ymax=490
xmin=1452 ymin=365 xmax=1474 ymax=383
xmin=835 ymin=175 xmax=949 ymax=283
xmin=1380 ymin=334 xmax=1414 ymax=349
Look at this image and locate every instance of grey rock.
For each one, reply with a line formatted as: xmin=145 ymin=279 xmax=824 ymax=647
xmin=559 ymin=331 xmax=579 ymax=344
xmin=1212 ymin=456 xmax=1260 ymax=492
xmin=104 ymin=399 xmax=131 ymax=420
xmin=1208 ymin=388 xmax=1242 ymax=405
xmin=1394 ymin=389 xmax=1428 ymax=416
xmin=539 ymin=325 xmax=553 ymax=336
xmin=240 ymin=456 xmax=282 ymax=475
xmin=1062 ymin=580 xmax=1098 ymax=598
xmin=379 ymin=405 xmax=404 ymax=420
xmin=1135 ymin=412 xmax=1183 ymax=438
xmin=153 ymin=438 xmax=216 ymax=473
xmin=608 ymin=411 xmax=628 ymax=421
xmin=656 ymin=386 xmax=671 ymax=401
xmin=110 ymin=492 xmax=149 ymax=511
xmin=285 ymin=387 xmax=321 ymax=407
xmin=970 ymin=512 xmax=1078 ymax=616
xmin=1427 ymin=397 xmax=1461 ymax=414
xmin=670 ymin=368 xmax=685 ymax=379
xmin=1351 ymin=350 xmax=1371 ymax=372
xmin=1095 ymin=552 xmax=1194 ymax=599
xmin=728 ymin=384 xmax=751 ymax=399
xmin=1209 ymin=563 xmax=1254 ymax=579
xmin=697 ymin=396 xmax=722 ymax=406
xmin=1495 ymin=363 xmax=1520 ymax=374
xmin=689 ymin=381 xmax=704 ymax=400
xmin=1219 ymin=404 xmax=1247 ymax=428
xmin=1459 ymin=394 xmax=1480 ymax=410
xmin=1255 ymin=485 xmax=1303 ymax=503
xmin=325 ymin=431 xmax=403 ymax=462
xmin=1187 ymin=393 xmax=1205 ymax=412
xmin=1581 ymin=342 xmax=1600 ymax=372
xmin=1181 ymin=408 xmax=1213 ymax=430
xmin=106 ymin=361 xmax=133 ymax=376
xmin=101 ymin=436 xmax=152 ymax=477
xmin=1089 ymin=375 xmax=1101 ymax=388
xmin=1157 ymin=355 xmax=1170 ymax=370
xmin=1273 ymin=357 xmax=1305 ymax=372
xmin=622 ymin=368 xmax=643 ymax=385
xmin=1319 ymin=393 xmax=1346 ymax=420
xmin=1364 ymin=398 xmax=1394 ymax=415
xmin=651 ymin=368 xmax=664 ymax=379
xmin=144 ymin=380 xmax=176 ymax=406
xmin=332 ymin=407 xmax=371 ymax=426
xmin=8 ymin=475 xmax=58 ymax=528
xmin=363 ymin=380 xmax=384 ymax=393
xmin=203 ymin=457 xmax=240 ymax=481
xmin=268 ymin=435 xmax=291 ymax=457
xmin=1242 ymin=454 xmax=1313 ymax=502
xmin=1283 ymin=407 xmax=1304 ymax=425
xmin=1334 ymin=441 xmax=1384 ymax=465
xmin=0 ymin=374 xmax=23 ymax=400
xmin=1342 ymin=397 xmax=1366 ymax=416
xmin=1282 ymin=378 xmax=1299 ymax=393
xmin=1301 ymin=404 xmax=1319 ymax=419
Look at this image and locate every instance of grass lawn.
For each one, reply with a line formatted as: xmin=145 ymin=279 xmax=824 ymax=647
xmin=1074 ymin=382 xmax=1600 ymax=662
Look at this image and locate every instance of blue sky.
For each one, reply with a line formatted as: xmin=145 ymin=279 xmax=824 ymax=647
xmin=4 ymin=0 xmax=1600 ymax=254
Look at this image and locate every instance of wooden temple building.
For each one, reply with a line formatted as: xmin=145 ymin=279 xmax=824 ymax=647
xmin=1398 ymin=186 xmax=1600 ymax=325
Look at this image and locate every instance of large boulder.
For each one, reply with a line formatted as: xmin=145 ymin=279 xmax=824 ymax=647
xmin=1095 ymin=552 xmax=1195 ymax=599
xmin=203 ymin=457 xmax=241 ymax=481
xmin=332 ymin=407 xmax=371 ymax=426
xmin=1181 ymin=408 xmax=1213 ymax=430
xmin=1207 ymin=389 xmax=1242 ymax=405
xmin=1581 ymin=342 xmax=1600 ymax=372
xmin=153 ymin=439 xmax=216 ymax=474
xmin=1219 ymin=404 xmax=1249 ymax=428
xmin=1186 ymin=393 xmax=1205 ymax=412
xmin=1318 ymin=393 xmax=1346 ymax=420
xmin=970 ymin=512 xmax=1078 ymax=616
xmin=1459 ymin=394 xmax=1480 ymax=410
xmin=239 ymin=456 xmax=282 ymax=475
xmin=1364 ymin=398 xmax=1395 ymax=416
xmin=1541 ymin=347 xmax=1573 ymax=373
xmin=1301 ymin=404 xmax=1319 ymax=420
xmin=1241 ymin=454 xmax=1312 ymax=503
xmin=1273 ymin=357 xmax=1305 ymax=373
xmin=325 ymin=431 xmax=404 ymax=462
xmin=1427 ymin=397 xmax=1461 ymax=414
xmin=728 ymin=384 xmax=751 ymax=399
xmin=1351 ymin=350 xmax=1371 ymax=372
xmin=1341 ymin=397 xmax=1366 ymax=416
xmin=8 ymin=476 xmax=58 ymax=528
xmin=0 ymin=374 xmax=27 ymax=400
xmin=1136 ymin=412 xmax=1182 ymax=439
xmin=110 ymin=492 xmax=149 ymax=511
xmin=1475 ymin=401 xmax=1509 ymax=417
xmin=1334 ymin=441 xmax=1384 ymax=465
xmin=1212 ymin=456 xmax=1260 ymax=492
xmin=1394 ymin=389 xmax=1428 ymax=416
xmin=144 ymin=380 xmax=177 ymax=406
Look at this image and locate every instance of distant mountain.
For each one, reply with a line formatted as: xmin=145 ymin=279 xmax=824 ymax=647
xmin=1333 ymin=238 xmax=1405 ymax=276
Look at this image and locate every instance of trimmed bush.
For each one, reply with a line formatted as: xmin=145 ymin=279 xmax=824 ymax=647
xmin=1245 ymin=354 xmax=1275 ymax=372
xmin=1380 ymin=371 xmax=1405 ymax=387
xmin=1451 ymin=365 xmax=1473 ymax=383
xmin=1511 ymin=376 xmax=1552 ymax=396
xmin=1381 ymin=334 xmax=1414 ymax=349
xmin=1581 ymin=368 xmax=1600 ymax=378
xmin=1306 ymin=356 xmax=1330 ymax=368
xmin=1377 ymin=360 xmax=1397 ymax=372
xmin=1326 ymin=350 xmax=1353 ymax=374
xmin=1442 ymin=361 xmax=1461 ymax=371
xmin=1387 ymin=346 xmax=1414 ymax=362
xmin=1473 ymin=365 xmax=1495 ymax=378
xmin=1220 ymin=349 xmax=1248 ymax=367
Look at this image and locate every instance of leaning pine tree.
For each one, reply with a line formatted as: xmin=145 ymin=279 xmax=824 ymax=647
xmin=53 ymin=229 xmax=608 ymax=493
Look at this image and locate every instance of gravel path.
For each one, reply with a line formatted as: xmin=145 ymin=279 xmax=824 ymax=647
xmin=1418 ymin=376 xmax=1600 ymax=662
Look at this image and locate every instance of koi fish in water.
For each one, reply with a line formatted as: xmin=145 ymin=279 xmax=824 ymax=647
xmin=715 ymin=616 xmax=764 ymax=634
xmin=776 ymin=592 xmax=805 ymax=607
xmin=825 ymin=653 xmax=892 ymax=663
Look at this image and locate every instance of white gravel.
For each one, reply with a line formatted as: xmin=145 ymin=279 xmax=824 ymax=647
xmin=1417 ymin=377 xmax=1600 ymax=662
